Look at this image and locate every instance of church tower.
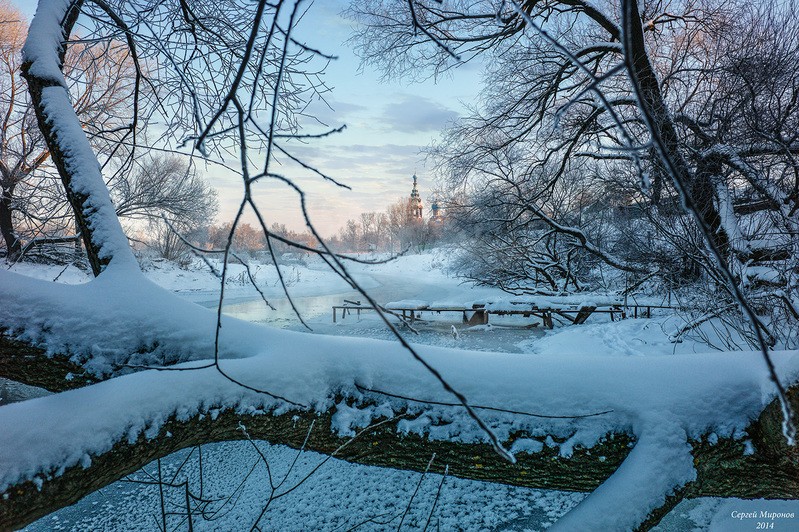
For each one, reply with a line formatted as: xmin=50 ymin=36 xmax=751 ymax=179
xmin=409 ymin=174 xmax=423 ymax=220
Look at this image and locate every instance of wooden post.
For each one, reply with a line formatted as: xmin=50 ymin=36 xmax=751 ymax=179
xmin=466 ymin=309 xmax=488 ymax=326
xmin=573 ymin=306 xmax=596 ymax=325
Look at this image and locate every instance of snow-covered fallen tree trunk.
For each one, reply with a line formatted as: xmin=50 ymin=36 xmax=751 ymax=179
xmin=0 ymin=332 xmax=798 ymax=530
xmin=1 ymin=268 xmax=798 ymax=530
xmin=0 ymin=389 xmax=628 ymax=530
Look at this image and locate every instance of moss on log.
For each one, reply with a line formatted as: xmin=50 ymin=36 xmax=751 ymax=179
xmin=0 ymin=336 xmax=97 ymax=392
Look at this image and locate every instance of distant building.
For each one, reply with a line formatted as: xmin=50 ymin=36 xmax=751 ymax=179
xmin=429 ymin=198 xmax=444 ymax=226
xmin=409 ymin=174 xmax=423 ymax=220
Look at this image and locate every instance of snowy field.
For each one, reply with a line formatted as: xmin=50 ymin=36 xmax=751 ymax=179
xmin=5 ymin=250 xmax=799 ymax=531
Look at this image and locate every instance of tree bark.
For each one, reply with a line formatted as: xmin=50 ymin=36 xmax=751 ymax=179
xmin=0 ymin=183 xmax=21 ymax=259
xmin=693 ymin=155 xmax=731 ymax=258
xmin=0 ymin=336 xmax=98 ymax=392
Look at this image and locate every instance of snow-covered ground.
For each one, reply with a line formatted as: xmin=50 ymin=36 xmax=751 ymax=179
xmin=4 ymin=249 xmax=799 ymax=531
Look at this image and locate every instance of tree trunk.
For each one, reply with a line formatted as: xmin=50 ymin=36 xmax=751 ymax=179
xmin=620 ymin=0 xmax=727 ymax=253
xmin=0 ymin=183 xmax=21 ymax=260
xmin=693 ymin=155 xmax=731 ymax=258
xmin=0 ymin=391 xmax=796 ymax=531
xmin=1 ymin=337 xmax=797 ymax=531
xmin=21 ymin=0 xmax=138 ymax=276
xmin=0 ymin=336 xmax=98 ymax=392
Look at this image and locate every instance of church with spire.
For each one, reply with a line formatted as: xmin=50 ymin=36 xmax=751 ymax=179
xmin=409 ymin=174 xmax=423 ymax=220
xmin=406 ymin=174 xmax=445 ymax=227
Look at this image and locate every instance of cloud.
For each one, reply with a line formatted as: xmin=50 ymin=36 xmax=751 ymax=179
xmin=379 ymin=95 xmax=459 ymax=133
xmin=282 ymin=143 xmax=425 ymax=180
xmin=299 ymin=98 xmax=368 ymax=129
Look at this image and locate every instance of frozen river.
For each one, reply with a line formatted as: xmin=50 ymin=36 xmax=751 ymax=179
xmin=196 ymin=273 xmax=547 ymax=354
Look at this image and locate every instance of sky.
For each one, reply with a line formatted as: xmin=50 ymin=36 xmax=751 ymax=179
xmin=12 ymin=0 xmax=485 ymax=235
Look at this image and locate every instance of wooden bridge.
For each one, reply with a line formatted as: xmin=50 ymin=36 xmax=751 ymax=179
xmin=332 ymin=300 xmax=675 ymax=329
